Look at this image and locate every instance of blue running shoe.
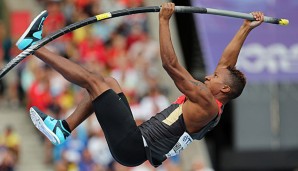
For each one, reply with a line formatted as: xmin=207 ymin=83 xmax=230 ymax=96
xmin=30 ymin=106 xmax=70 ymax=145
xmin=16 ymin=10 xmax=48 ymax=50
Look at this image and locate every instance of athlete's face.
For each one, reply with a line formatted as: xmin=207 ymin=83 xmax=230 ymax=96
xmin=204 ymin=68 xmax=231 ymax=95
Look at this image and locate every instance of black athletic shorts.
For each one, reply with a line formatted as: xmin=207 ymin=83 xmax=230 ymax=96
xmin=92 ymin=89 xmax=147 ymax=167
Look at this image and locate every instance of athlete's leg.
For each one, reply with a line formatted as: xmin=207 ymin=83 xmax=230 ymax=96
xmin=64 ymin=90 xmax=93 ymax=131
xmin=35 ymin=47 xmax=107 ymax=100
xmin=30 ymin=75 xmax=147 ymax=166
xmin=29 ymin=76 xmax=131 ymax=142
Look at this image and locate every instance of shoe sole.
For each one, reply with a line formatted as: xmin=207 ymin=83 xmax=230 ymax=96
xmin=30 ymin=108 xmax=60 ymax=145
xmin=16 ymin=10 xmax=47 ymax=46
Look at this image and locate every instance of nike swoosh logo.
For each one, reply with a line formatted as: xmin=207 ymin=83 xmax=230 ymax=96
xmin=50 ymin=118 xmax=55 ymax=121
xmin=33 ymin=30 xmax=42 ymax=39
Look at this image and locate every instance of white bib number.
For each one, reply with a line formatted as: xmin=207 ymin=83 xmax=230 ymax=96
xmin=165 ymin=132 xmax=193 ymax=158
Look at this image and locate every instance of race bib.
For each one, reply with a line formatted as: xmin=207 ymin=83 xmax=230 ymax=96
xmin=165 ymin=132 xmax=193 ymax=158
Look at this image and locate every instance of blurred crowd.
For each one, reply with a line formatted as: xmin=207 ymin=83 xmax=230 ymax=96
xmin=1 ymin=0 xmax=178 ymax=170
xmin=0 ymin=0 xmax=214 ymax=171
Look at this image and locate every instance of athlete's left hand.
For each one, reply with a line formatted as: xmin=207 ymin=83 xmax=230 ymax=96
xmin=244 ymin=11 xmax=264 ymax=29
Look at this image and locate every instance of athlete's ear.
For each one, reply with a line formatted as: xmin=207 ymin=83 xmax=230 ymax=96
xmin=220 ymin=85 xmax=231 ymax=93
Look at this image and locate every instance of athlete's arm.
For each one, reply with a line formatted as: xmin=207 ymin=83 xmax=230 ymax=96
xmin=216 ymin=12 xmax=264 ymax=69
xmin=159 ymin=3 xmax=214 ymax=106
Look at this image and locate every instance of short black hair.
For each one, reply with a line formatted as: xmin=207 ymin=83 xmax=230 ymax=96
xmin=226 ymin=66 xmax=246 ymax=99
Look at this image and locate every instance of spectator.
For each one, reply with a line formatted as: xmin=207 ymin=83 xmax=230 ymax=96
xmin=110 ymin=55 xmax=139 ymax=98
xmin=0 ymin=125 xmax=20 ymax=164
xmin=43 ymin=0 xmax=66 ymax=35
xmin=44 ymin=0 xmax=68 ymax=54
xmin=0 ymin=20 xmax=8 ymax=102
xmin=0 ymin=20 xmax=18 ymax=107
xmin=191 ymin=159 xmax=214 ymax=171
xmin=106 ymin=33 xmax=127 ymax=70
xmin=0 ymin=20 xmax=12 ymax=65
xmin=127 ymin=32 xmax=160 ymax=67
xmin=78 ymin=148 xmax=97 ymax=171
xmin=87 ymin=128 xmax=113 ymax=170
xmin=0 ymin=147 xmax=16 ymax=171
xmin=125 ymin=23 xmax=146 ymax=50
xmin=138 ymin=85 xmax=170 ymax=120
xmin=77 ymin=28 xmax=107 ymax=65
xmin=27 ymin=62 xmax=52 ymax=111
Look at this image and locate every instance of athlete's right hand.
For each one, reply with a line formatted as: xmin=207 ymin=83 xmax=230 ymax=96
xmin=159 ymin=3 xmax=175 ymax=21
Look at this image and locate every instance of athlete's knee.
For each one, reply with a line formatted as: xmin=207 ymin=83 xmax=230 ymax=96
xmin=83 ymin=72 xmax=106 ymax=90
xmin=104 ymin=77 xmax=122 ymax=93
xmin=104 ymin=77 xmax=117 ymax=85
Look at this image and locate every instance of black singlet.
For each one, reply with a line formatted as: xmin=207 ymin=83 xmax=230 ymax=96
xmin=138 ymin=95 xmax=224 ymax=167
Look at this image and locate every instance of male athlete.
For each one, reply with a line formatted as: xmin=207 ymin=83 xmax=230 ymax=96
xmin=16 ymin=3 xmax=264 ymax=167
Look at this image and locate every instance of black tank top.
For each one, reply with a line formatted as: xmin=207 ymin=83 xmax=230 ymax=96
xmin=138 ymin=95 xmax=224 ymax=167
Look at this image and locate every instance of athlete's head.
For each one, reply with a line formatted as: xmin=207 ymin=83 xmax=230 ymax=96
xmin=204 ymin=66 xmax=246 ymax=100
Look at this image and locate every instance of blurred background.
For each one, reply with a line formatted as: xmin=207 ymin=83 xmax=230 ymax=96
xmin=0 ymin=0 xmax=297 ymax=170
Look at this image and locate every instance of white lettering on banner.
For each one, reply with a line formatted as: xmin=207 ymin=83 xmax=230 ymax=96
xmin=237 ymin=43 xmax=298 ymax=74
xmin=165 ymin=132 xmax=193 ymax=158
